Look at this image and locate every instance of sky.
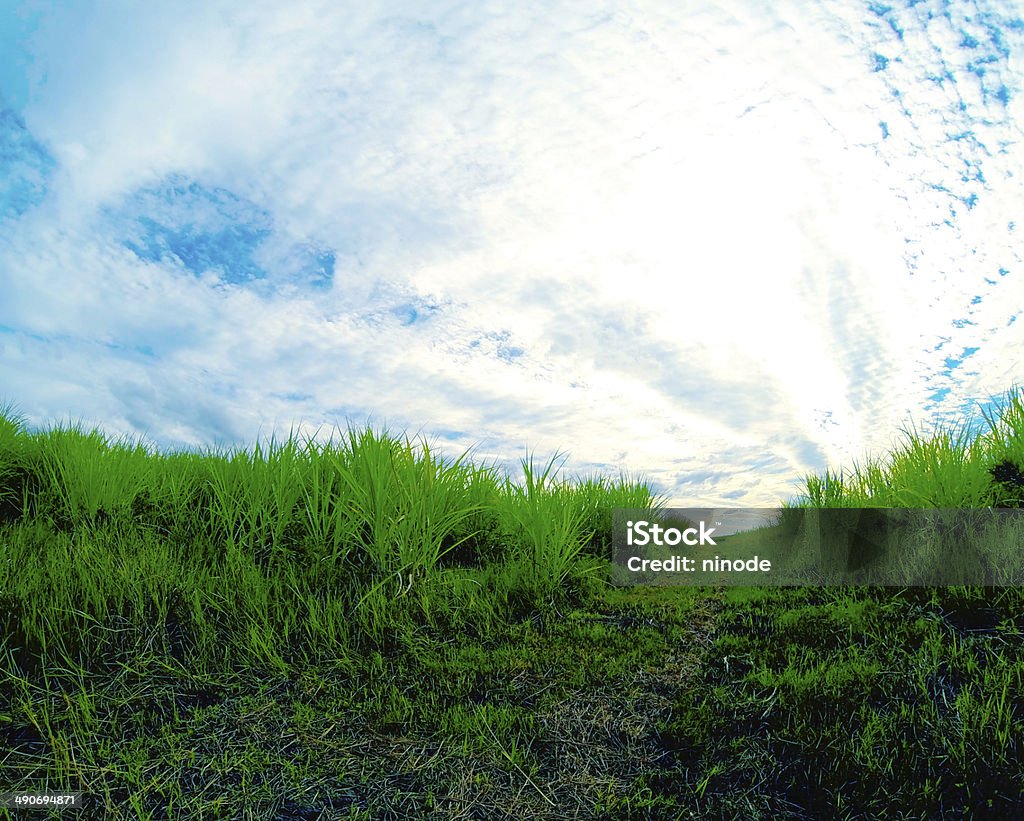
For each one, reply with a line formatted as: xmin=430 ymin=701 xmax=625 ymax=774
xmin=1 ymin=0 xmax=1022 ymax=507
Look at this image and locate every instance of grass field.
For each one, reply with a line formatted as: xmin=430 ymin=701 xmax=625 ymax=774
xmin=2 ymin=388 xmax=1023 ymax=819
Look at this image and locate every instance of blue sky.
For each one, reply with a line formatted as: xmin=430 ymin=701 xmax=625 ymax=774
xmin=1 ymin=0 xmax=1022 ymax=506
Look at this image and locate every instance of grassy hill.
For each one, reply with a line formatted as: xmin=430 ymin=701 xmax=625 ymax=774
xmin=1 ymin=389 xmax=1023 ymax=818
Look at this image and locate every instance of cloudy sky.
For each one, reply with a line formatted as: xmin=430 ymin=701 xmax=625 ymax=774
xmin=1 ymin=0 xmax=1022 ymax=506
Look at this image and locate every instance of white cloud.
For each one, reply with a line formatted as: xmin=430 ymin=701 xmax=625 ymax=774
xmin=1 ymin=0 xmax=1022 ymax=506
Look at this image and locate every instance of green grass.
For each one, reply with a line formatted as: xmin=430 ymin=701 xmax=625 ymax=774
xmin=2 ymin=387 xmax=1024 ymax=818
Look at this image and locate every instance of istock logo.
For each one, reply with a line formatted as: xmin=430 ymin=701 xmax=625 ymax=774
xmin=625 ymin=519 xmax=717 ymax=547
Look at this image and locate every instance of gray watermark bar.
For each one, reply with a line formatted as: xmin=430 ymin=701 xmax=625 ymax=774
xmin=612 ymin=508 xmax=1024 ymax=586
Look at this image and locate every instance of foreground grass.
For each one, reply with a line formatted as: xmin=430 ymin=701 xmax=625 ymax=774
xmin=2 ymin=389 xmax=1024 ymax=818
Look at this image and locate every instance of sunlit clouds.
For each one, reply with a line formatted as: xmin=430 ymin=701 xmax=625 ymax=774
xmin=1 ymin=0 xmax=1022 ymax=505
